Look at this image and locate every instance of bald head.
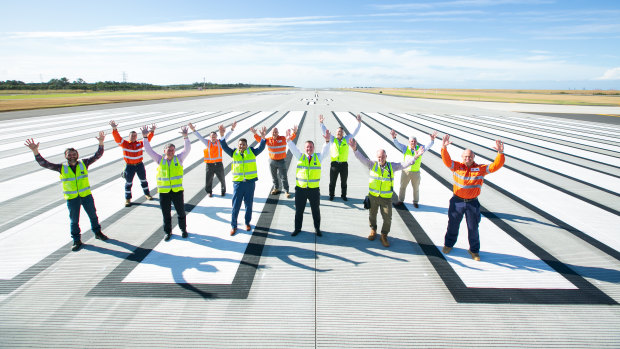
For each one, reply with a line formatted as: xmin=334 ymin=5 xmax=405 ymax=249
xmin=376 ymin=149 xmax=387 ymax=166
xmin=461 ymin=149 xmax=475 ymax=167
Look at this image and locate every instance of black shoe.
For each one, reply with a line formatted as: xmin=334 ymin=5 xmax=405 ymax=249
xmin=329 ymin=196 xmax=334 ymax=201
xmin=182 ymin=231 xmax=188 ymax=238
xmin=208 ymin=192 xmax=213 ymax=197
xmin=94 ymin=232 xmax=108 ymax=241
xmin=341 ymin=196 xmax=348 ymax=201
xmin=71 ymin=241 xmax=83 ymax=251
xmin=221 ymin=192 xmax=226 ymax=197
xmin=413 ymin=203 xmax=419 ymax=208
xmin=164 ymin=233 xmax=172 ymax=241
xmin=315 ymin=230 xmax=322 ymax=237
xmin=291 ymin=230 xmax=300 ymax=236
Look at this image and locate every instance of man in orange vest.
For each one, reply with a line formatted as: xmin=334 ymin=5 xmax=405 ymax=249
xmin=190 ymin=121 xmax=236 ymax=197
xmin=254 ymin=125 xmax=297 ymax=198
xmin=110 ymin=120 xmax=155 ymax=207
xmin=441 ymin=134 xmax=505 ymax=261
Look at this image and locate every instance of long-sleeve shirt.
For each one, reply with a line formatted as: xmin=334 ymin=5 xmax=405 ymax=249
xmin=441 ymin=147 xmax=505 ymax=199
xmin=287 ymin=140 xmax=331 ymax=162
xmin=112 ymin=129 xmax=153 ymax=164
xmin=34 ymin=146 xmax=104 ymax=173
xmin=254 ymin=133 xmax=296 ymax=160
xmin=143 ymin=137 xmax=191 ymax=165
xmin=353 ymin=149 xmax=424 ymax=174
xmin=393 ymin=138 xmax=434 ymax=156
xmin=194 ymin=130 xmax=233 ymax=163
xmin=320 ymin=121 xmax=361 ymax=143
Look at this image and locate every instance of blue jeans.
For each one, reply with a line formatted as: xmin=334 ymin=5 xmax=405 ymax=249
xmin=444 ymin=196 xmax=481 ymax=253
xmin=231 ymin=180 xmax=255 ymax=228
xmin=124 ymin=162 xmax=150 ymax=199
xmin=67 ymin=194 xmax=101 ymax=243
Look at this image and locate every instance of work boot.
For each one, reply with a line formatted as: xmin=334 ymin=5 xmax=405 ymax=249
xmin=71 ymin=241 xmax=83 ymax=251
xmin=380 ymin=233 xmax=390 ymax=247
xmin=94 ymin=232 xmax=108 ymax=241
xmin=125 ymin=199 xmax=131 ymax=207
xmin=270 ymin=189 xmax=280 ymax=195
xmin=468 ymin=250 xmax=481 ymax=261
xmin=442 ymin=246 xmax=452 ymax=254
xmin=368 ymin=229 xmax=377 ymax=241
xmin=145 ymin=194 xmax=153 ymax=200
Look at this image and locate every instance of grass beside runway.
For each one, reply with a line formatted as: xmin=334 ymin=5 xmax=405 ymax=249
xmin=0 ymin=88 xmax=290 ymax=112
xmin=348 ymin=88 xmax=620 ymax=107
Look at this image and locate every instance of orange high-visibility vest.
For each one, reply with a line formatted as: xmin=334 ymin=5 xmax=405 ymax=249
xmin=254 ymin=133 xmax=295 ymax=160
xmin=113 ymin=129 xmax=153 ymax=165
xmin=441 ymin=147 xmax=505 ymax=199
xmin=203 ymin=140 xmax=223 ymax=163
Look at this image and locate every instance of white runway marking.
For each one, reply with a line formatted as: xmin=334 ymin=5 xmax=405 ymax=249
xmin=122 ymin=111 xmax=304 ymax=284
xmin=339 ymin=111 xmax=579 ymax=289
xmin=378 ymin=112 xmax=620 ymax=254
xmin=0 ymin=110 xmax=280 ymax=280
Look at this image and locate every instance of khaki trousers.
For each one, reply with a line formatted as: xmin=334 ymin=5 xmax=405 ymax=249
xmin=369 ymin=195 xmax=392 ymax=234
xmin=398 ymin=170 xmax=421 ymax=204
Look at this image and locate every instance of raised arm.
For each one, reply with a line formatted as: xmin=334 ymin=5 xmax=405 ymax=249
xmin=391 ymin=130 xmax=407 ymax=153
xmin=346 ymin=114 xmax=362 ymax=139
xmin=285 ymin=129 xmax=302 ymax=159
xmin=349 ymin=138 xmax=374 ymax=169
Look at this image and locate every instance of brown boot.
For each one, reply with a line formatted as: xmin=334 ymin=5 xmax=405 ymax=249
xmin=380 ymin=233 xmax=390 ymax=247
xmin=368 ymin=229 xmax=377 ymax=241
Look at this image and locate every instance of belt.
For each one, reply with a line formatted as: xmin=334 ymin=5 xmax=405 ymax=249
xmin=452 ymin=195 xmax=478 ymax=202
xmin=333 ymin=161 xmax=348 ymax=164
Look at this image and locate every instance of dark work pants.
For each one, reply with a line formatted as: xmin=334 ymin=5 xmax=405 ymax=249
xmin=329 ymin=162 xmax=348 ymax=197
xmin=67 ymin=194 xmax=101 ymax=243
xmin=124 ymin=162 xmax=150 ymax=199
xmin=205 ymin=162 xmax=226 ymax=194
xmin=444 ymin=196 xmax=481 ymax=253
xmin=294 ymin=186 xmax=321 ymax=231
xmin=159 ymin=190 xmax=186 ymax=234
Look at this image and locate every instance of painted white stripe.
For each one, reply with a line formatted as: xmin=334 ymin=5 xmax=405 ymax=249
xmin=451 ymin=113 xmax=620 ymax=153
xmin=397 ymin=113 xmax=620 ymax=190
xmin=0 ymin=110 xmax=288 ymax=280
xmin=122 ymin=111 xmax=304 ymax=284
xmin=0 ymin=112 xmax=236 ymax=203
xmin=337 ymin=112 xmax=577 ymax=289
xmin=384 ymin=112 xmax=620 ymax=254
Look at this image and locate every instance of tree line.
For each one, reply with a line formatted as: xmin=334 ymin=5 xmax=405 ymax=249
xmin=0 ymin=78 xmax=290 ymax=91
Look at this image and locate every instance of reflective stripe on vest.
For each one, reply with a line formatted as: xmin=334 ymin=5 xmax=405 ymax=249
xmin=368 ymin=162 xmax=393 ymax=198
xmin=156 ymin=156 xmax=184 ymax=193
xmin=60 ymin=161 xmax=91 ymax=200
xmin=203 ymin=140 xmax=223 ymax=163
xmin=296 ymin=154 xmax=321 ymax=188
xmin=330 ymin=138 xmax=349 ymax=162
xmin=404 ymin=145 xmax=422 ymax=172
xmin=232 ymin=148 xmax=257 ymax=181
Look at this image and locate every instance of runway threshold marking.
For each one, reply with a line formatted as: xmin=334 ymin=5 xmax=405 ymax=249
xmin=337 ymin=111 xmax=616 ymax=304
xmin=88 ymin=111 xmax=306 ymax=298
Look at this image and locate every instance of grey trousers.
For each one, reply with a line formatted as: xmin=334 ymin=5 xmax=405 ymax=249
xmin=269 ymin=158 xmax=289 ymax=192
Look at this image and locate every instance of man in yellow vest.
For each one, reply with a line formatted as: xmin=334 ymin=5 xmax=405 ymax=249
xmin=319 ymin=114 xmax=361 ymax=201
xmin=219 ymin=125 xmax=267 ymax=236
xmin=142 ymin=125 xmax=192 ymax=241
xmin=285 ymin=128 xmax=332 ymax=236
xmin=190 ymin=121 xmax=236 ymax=197
xmin=348 ymin=139 xmax=425 ymax=247
xmin=391 ymin=130 xmax=438 ymax=208
xmin=24 ymin=132 xmax=108 ymax=251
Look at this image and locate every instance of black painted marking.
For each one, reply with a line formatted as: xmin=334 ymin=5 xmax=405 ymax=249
xmin=379 ymin=112 xmax=620 ymax=261
xmin=334 ymin=111 xmax=616 ymax=304
xmin=0 ymin=111 xmax=266 ymax=294
xmin=88 ymin=111 xmax=307 ymax=298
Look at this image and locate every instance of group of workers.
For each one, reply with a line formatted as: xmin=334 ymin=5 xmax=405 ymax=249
xmin=24 ymin=114 xmax=504 ymax=261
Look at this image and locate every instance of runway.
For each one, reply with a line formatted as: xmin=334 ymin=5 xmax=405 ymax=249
xmin=1 ymin=89 xmax=619 ymax=348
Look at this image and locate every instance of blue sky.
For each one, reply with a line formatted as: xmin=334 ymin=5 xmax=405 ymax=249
xmin=1 ymin=0 xmax=619 ymax=89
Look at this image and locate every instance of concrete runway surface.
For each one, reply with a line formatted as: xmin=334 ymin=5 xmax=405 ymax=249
xmin=1 ymin=89 xmax=619 ymax=348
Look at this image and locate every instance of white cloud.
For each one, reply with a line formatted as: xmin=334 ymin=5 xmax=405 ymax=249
xmin=596 ymin=67 xmax=620 ymax=80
